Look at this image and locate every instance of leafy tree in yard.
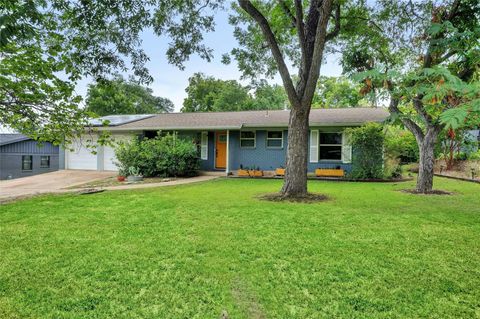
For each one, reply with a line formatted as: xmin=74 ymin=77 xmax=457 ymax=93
xmin=0 ymin=0 xmax=89 ymax=145
xmin=312 ymin=76 xmax=367 ymax=108
xmin=1 ymin=0 xmax=221 ymax=144
xmin=228 ymin=0 xmax=362 ymax=197
xmin=182 ymin=73 xmax=252 ymax=112
xmin=340 ymin=0 xmax=480 ymax=193
xmin=182 ymin=73 xmax=287 ymax=112
xmin=250 ymin=80 xmax=288 ymax=110
xmin=86 ymin=76 xmax=174 ymax=116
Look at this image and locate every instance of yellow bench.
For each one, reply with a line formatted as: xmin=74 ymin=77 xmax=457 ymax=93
xmin=315 ymin=168 xmax=344 ymax=177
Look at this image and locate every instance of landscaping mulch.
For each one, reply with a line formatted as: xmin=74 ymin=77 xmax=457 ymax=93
xmin=400 ymin=189 xmax=454 ymax=195
xmin=258 ymin=192 xmax=329 ymax=203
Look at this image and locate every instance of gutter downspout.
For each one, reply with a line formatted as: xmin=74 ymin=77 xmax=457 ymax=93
xmin=226 ymin=130 xmax=230 ymax=176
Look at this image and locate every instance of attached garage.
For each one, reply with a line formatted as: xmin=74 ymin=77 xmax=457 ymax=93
xmin=63 ymin=115 xmax=153 ymax=171
xmin=66 ymin=137 xmax=98 ymax=170
xmin=103 ymin=134 xmax=132 ymax=171
xmin=65 ymin=132 xmax=135 ymax=171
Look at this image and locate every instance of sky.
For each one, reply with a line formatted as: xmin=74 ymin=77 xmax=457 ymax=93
xmin=74 ymin=10 xmax=343 ymax=112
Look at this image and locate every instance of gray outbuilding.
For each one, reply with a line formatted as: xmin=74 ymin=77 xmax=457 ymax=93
xmin=0 ymin=134 xmax=59 ymax=180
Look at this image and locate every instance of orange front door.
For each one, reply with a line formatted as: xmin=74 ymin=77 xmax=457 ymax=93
xmin=215 ymin=131 xmax=227 ymax=169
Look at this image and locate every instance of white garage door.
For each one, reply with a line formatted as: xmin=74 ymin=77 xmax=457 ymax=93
xmin=103 ymin=134 xmax=131 ymax=171
xmin=66 ymin=137 xmax=98 ymax=170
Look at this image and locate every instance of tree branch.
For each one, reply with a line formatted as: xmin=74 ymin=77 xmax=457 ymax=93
xmin=389 ymin=97 xmax=425 ymax=142
xmin=446 ymin=0 xmax=461 ymax=20
xmin=326 ymin=3 xmax=341 ymax=41
xmin=302 ymin=0 xmax=334 ymax=106
xmin=294 ymin=0 xmax=306 ymax=59
xmin=238 ymin=0 xmax=299 ymax=105
xmin=413 ymin=96 xmax=434 ymax=125
xmin=278 ymin=0 xmax=296 ymax=28
xmin=345 ymin=15 xmax=383 ymax=33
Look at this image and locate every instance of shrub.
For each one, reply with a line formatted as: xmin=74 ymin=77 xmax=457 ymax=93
xmin=346 ymin=122 xmax=385 ymax=179
xmin=468 ymin=150 xmax=480 ymax=160
xmin=384 ymin=127 xmax=419 ymax=163
xmin=115 ymin=134 xmax=200 ymax=177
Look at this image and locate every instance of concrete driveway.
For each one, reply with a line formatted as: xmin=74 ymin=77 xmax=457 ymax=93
xmin=0 ymin=170 xmax=115 ymax=202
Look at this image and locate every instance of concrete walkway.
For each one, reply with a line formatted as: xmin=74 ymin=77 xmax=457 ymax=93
xmin=1 ymin=171 xmax=220 ymax=203
xmin=95 ymin=175 xmax=219 ymax=191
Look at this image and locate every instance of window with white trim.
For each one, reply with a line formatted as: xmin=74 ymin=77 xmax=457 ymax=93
xmin=200 ymin=131 xmax=208 ymax=160
xmin=40 ymin=156 xmax=50 ymax=168
xmin=266 ymin=131 xmax=283 ymax=148
xmin=240 ymin=131 xmax=256 ymax=148
xmin=22 ymin=155 xmax=33 ymax=171
xmin=319 ymin=133 xmax=342 ymax=160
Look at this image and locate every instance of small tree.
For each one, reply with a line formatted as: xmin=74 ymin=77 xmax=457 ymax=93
xmin=341 ymin=0 xmax=480 ymax=193
xmin=346 ymin=123 xmax=385 ymax=179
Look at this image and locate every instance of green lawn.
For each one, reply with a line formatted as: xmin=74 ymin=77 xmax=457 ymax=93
xmin=1 ymin=178 xmax=479 ymax=318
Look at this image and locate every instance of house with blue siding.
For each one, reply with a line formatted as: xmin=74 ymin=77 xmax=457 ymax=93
xmin=0 ymin=134 xmax=59 ymax=180
xmin=65 ymin=108 xmax=388 ymax=175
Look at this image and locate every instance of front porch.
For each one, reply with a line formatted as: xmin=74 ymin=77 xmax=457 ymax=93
xmin=175 ymin=128 xmax=353 ymax=176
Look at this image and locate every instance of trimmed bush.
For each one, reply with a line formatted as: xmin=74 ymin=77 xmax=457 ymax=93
xmin=384 ymin=127 xmax=419 ymax=163
xmin=346 ymin=122 xmax=385 ymax=179
xmin=115 ymin=134 xmax=200 ymax=177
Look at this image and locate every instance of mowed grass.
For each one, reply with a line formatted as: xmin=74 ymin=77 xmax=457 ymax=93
xmin=0 ymin=178 xmax=479 ymax=319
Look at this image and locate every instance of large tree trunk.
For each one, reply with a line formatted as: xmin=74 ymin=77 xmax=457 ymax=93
xmin=416 ymin=126 xmax=441 ymax=193
xmin=281 ymin=106 xmax=310 ymax=197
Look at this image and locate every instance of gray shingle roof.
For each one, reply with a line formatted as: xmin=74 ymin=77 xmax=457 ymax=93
xmin=113 ymin=108 xmax=389 ymax=130
xmin=0 ymin=134 xmax=30 ymax=146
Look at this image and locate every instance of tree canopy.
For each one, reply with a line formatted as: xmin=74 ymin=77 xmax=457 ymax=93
xmin=181 ymin=73 xmax=287 ymax=112
xmin=340 ymin=0 xmax=480 ymax=192
xmin=312 ymin=76 xmax=367 ymax=108
xmin=86 ymin=76 xmax=174 ymax=116
xmin=1 ymin=0 xmax=222 ymax=144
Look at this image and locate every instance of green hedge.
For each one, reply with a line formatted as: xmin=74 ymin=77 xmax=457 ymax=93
xmin=115 ymin=134 xmax=200 ymax=177
xmin=346 ymin=123 xmax=385 ymax=179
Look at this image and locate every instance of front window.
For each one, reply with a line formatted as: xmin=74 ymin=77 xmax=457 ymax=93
xmin=40 ymin=156 xmax=50 ymax=168
xmin=22 ymin=155 xmax=33 ymax=171
xmin=266 ymin=131 xmax=283 ymax=148
xmin=319 ymin=133 xmax=342 ymax=160
xmin=240 ymin=131 xmax=256 ymax=148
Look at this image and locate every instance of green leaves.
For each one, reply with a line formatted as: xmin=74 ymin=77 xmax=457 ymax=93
xmin=181 ymin=73 xmax=287 ymax=112
xmin=85 ymin=76 xmax=174 ymax=116
xmin=1 ymin=0 xmax=223 ymax=143
xmin=440 ymin=107 xmax=469 ymax=129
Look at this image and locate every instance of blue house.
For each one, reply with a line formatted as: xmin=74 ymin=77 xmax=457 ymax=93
xmin=64 ymin=108 xmax=388 ymax=175
xmin=0 ymin=134 xmax=59 ymax=180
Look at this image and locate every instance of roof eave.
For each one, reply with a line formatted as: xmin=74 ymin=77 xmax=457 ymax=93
xmin=99 ymin=125 xmax=243 ymax=131
xmin=0 ymin=137 xmax=31 ymax=146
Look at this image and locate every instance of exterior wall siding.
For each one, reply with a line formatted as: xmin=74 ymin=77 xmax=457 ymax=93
xmin=128 ymin=127 xmax=366 ymax=174
xmin=229 ymin=130 xmax=287 ymax=171
xmin=228 ymin=128 xmax=354 ymax=173
xmin=0 ymin=140 xmax=59 ymax=180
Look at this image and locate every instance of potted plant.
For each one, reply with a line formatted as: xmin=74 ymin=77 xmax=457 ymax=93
xmin=127 ymin=166 xmax=143 ymax=182
xmin=249 ymin=166 xmax=263 ymax=177
xmin=117 ymin=168 xmax=126 ymax=182
xmin=237 ymin=164 xmax=250 ymax=177
xmin=275 ymin=166 xmax=285 ymax=176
